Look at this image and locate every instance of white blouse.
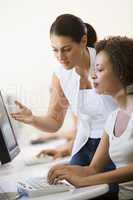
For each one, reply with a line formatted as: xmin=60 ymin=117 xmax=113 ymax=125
xmin=54 ymin=47 xmax=117 ymax=156
xmin=105 ymin=109 xmax=133 ymax=200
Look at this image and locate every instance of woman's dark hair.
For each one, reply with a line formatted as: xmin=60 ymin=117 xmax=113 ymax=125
xmin=95 ymin=36 xmax=133 ymax=89
xmin=50 ymin=14 xmax=97 ymax=47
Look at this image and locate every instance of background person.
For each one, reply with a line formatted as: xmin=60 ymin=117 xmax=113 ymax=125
xmin=35 ymin=114 xmax=77 ymax=159
xmin=30 ymin=112 xmax=77 ymax=145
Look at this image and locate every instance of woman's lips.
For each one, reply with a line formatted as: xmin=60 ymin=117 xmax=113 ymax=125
xmin=60 ymin=60 xmax=69 ymax=65
xmin=93 ymin=82 xmax=99 ymax=88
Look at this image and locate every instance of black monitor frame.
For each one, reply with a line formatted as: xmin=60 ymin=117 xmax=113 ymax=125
xmin=0 ymin=91 xmax=20 ymax=164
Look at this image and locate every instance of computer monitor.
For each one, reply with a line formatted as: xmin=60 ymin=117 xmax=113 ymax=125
xmin=0 ymin=91 xmax=20 ymax=164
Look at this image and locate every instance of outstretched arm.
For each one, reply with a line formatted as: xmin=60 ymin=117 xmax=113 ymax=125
xmin=11 ymin=74 xmax=69 ymax=132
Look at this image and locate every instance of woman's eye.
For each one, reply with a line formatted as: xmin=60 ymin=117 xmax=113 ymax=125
xmin=53 ymin=49 xmax=58 ymax=52
xmin=63 ymin=48 xmax=71 ymax=52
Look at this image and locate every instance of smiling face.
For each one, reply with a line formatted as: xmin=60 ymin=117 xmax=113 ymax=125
xmin=50 ymin=34 xmax=86 ymax=70
xmin=92 ymin=50 xmax=123 ymax=96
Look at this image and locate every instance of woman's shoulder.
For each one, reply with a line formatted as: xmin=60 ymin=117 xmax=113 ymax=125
xmin=104 ymin=109 xmax=119 ymax=134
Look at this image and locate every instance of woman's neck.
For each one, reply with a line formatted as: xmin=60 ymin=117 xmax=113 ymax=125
xmin=113 ymin=90 xmax=133 ymax=114
xmin=75 ymin=48 xmax=90 ymax=79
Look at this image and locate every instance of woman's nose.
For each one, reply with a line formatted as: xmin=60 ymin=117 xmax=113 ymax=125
xmin=58 ymin=51 xmax=64 ymax=60
xmin=91 ymin=71 xmax=97 ymax=79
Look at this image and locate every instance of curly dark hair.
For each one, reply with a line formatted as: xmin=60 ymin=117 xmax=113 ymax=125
xmin=95 ymin=36 xmax=133 ymax=89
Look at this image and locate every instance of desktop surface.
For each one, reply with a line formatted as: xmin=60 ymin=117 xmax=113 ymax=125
xmin=0 ymin=178 xmax=108 ymax=200
xmin=0 ymin=127 xmax=109 ymax=200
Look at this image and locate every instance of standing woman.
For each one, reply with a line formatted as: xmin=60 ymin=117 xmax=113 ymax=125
xmin=11 ymin=14 xmax=117 ymax=167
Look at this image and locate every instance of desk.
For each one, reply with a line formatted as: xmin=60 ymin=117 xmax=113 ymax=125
xmin=0 ymin=127 xmax=109 ymax=200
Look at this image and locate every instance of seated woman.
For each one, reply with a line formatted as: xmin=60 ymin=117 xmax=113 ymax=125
xmin=47 ymin=36 xmax=133 ymax=200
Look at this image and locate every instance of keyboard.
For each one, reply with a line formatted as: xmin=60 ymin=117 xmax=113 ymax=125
xmin=17 ymin=176 xmax=74 ymax=198
xmin=25 ymin=155 xmax=53 ymax=166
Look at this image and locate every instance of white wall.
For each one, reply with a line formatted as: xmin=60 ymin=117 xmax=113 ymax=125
xmin=0 ymin=0 xmax=133 ymax=116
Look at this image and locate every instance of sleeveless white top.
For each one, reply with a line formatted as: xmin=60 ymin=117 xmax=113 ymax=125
xmin=54 ymin=47 xmax=117 ymax=156
xmin=105 ymin=109 xmax=133 ymax=200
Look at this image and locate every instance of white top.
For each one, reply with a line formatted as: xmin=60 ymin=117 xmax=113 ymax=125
xmin=105 ymin=109 xmax=133 ymax=200
xmin=54 ymin=47 xmax=117 ymax=156
xmin=53 ymin=48 xmax=96 ymax=114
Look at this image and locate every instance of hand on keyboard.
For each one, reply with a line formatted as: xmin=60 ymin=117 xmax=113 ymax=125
xmin=17 ymin=176 xmax=74 ymax=197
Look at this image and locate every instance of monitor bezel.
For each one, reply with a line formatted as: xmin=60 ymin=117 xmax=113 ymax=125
xmin=0 ymin=91 xmax=20 ymax=164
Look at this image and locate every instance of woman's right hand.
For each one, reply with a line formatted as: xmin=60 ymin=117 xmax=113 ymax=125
xmin=47 ymin=164 xmax=90 ymax=186
xmin=11 ymin=100 xmax=34 ymax=124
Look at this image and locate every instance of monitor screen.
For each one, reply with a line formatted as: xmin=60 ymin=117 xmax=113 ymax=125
xmin=0 ymin=91 xmax=20 ymax=164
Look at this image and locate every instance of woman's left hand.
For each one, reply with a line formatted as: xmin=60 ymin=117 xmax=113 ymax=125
xmin=47 ymin=164 xmax=86 ymax=187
